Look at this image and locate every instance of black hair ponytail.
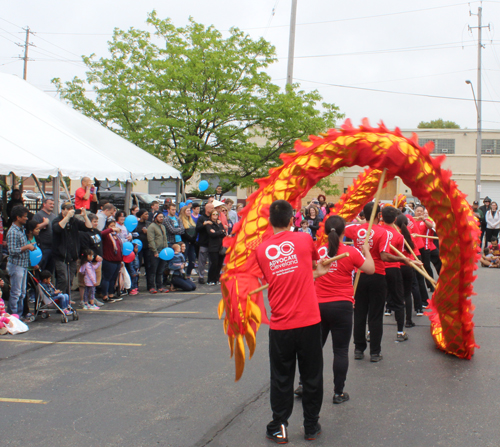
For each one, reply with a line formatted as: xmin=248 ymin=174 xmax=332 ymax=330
xmin=325 ymin=215 xmax=345 ymax=258
xmin=395 ymin=214 xmax=414 ymax=250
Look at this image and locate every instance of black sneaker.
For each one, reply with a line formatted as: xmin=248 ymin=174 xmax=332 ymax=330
xmin=266 ymin=424 xmax=288 ymax=444
xmin=397 ymin=332 xmax=409 ymax=342
xmin=405 ymin=321 xmax=416 ymax=328
xmin=294 ymin=385 xmax=303 ymax=397
xmin=370 ymin=353 xmax=383 ymax=362
xmin=354 ymin=349 xmax=364 ymax=360
xmin=333 ymin=392 xmax=350 ymax=404
xmin=198 ymin=278 xmax=205 ymax=284
xmin=416 ymin=310 xmax=424 ymax=316
xmin=304 ymin=423 xmax=321 ymax=441
xmin=384 ymin=308 xmax=391 ymax=316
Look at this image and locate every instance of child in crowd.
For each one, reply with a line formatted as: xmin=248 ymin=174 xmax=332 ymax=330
xmin=488 ymin=238 xmax=500 ymax=257
xmin=170 ymin=244 xmax=186 ymax=279
xmin=168 ymin=243 xmax=197 ymax=291
xmin=79 ymin=249 xmax=102 ymax=310
xmin=39 ymin=270 xmax=73 ymax=315
xmin=480 ymin=247 xmax=500 ymax=268
xmin=297 ymin=220 xmax=313 ymax=237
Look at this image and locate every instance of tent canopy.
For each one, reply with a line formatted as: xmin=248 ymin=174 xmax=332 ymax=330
xmin=0 ymin=74 xmax=181 ymax=182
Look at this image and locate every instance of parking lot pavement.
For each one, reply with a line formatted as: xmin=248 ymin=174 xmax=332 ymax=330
xmin=1 ymin=268 xmax=500 ymax=447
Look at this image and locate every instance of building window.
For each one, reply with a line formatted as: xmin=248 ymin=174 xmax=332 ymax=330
xmin=481 ymin=139 xmax=500 ymax=155
xmin=418 ymin=139 xmax=456 ymax=154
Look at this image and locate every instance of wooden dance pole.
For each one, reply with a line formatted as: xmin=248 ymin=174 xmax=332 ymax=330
xmin=352 ymin=168 xmax=387 ymax=295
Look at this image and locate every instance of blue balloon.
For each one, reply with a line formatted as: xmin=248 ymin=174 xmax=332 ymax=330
xmin=122 ymin=241 xmax=134 ymax=257
xmin=132 ymin=239 xmax=143 ymax=252
xmin=159 ymin=247 xmax=175 ymax=261
xmin=124 ymin=215 xmax=138 ymax=232
xmin=199 ymin=180 xmax=209 ymax=192
xmin=179 ymin=202 xmax=185 ymax=209
xmin=30 ymin=247 xmax=42 ymax=267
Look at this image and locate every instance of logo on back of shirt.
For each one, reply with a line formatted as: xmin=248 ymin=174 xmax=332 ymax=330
xmin=356 ymin=228 xmax=374 ymax=248
xmin=318 ymin=246 xmax=337 ymax=271
xmin=265 ymin=241 xmax=298 ymax=273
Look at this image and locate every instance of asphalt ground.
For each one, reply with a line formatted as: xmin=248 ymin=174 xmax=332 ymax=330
xmin=1 ymin=266 xmax=499 ymax=447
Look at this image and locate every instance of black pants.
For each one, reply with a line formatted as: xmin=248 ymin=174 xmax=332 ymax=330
xmin=385 ymin=268 xmax=405 ymax=332
xmin=400 ymin=265 xmax=414 ymax=323
xmin=148 ymin=252 xmax=167 ymax=290
xmin=207 ymin=251 xmax=223 ymax=284
xmin=353 ymin=273 xmax=387 ymax=355
xmin=268 ymin=323 xmax=323 ymax=433
xmin=420 ymin=249 xmax=434 ymax=291
xmin=430 ymin=249 xmax=442 ymax=275
xmin=415 ymin=255 xmax=429 ymax=307
xmin=319 ymin=301 xmax=352 ymax=395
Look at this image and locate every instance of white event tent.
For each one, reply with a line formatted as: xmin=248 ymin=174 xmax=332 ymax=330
xmin=0 ymin=73 xmax=182 ymax=211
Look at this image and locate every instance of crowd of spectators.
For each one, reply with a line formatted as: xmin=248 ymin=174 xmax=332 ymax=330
xmin=0 ymin=180 xmax=240 ymax=324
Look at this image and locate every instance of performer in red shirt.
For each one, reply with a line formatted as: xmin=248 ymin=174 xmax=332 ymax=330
xmin=344 ymin=202 xmax=410 ymax=362
xmin=74 ymin=177 xmax=97 ymax=211
xmin=315 ymin=215 xmax=374 ymax=405
xmin=256 ymin=200 xmax=329 ymax=443
xmin=395 ymin=213 xmax=421 ymax=326
xmin=414 ymin=204 xmax=436 ymax=295
xmin=380 ymin=206 xmax=409 ymax=341
xmin=404 ymin=212 xmax=428 ymax=310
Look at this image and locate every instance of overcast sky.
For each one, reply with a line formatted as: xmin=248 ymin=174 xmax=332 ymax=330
xmin=1 ymin=0 xmax=500 ymax=130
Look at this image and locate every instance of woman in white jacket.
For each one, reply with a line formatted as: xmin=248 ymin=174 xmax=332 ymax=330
xmin=485 ymin=201 xmax=500 ymax=243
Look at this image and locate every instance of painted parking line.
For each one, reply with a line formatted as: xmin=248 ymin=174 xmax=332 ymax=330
xmin=0 ymin=397 xmax=48 ymax=404
xmin=0 ymin=339 xmax=143 ymax=346
xmin=78 ymin=309 xmax=200 ymax=315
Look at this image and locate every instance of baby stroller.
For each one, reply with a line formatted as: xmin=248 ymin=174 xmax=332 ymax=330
xmin=28 ymin=272 xmax=79 ymax=324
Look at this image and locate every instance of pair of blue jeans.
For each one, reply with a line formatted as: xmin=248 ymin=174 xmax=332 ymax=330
xmin=101 ymin=260 xmax=121 ymax=297
xmin=7 ymin=262 xmax=27 ymax=316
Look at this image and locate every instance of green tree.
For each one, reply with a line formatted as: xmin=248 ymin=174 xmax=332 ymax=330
xmin=53 ymin=12 xmax=343 ymax=192
xmin=417 ymin=119 xmax=460 ymax=129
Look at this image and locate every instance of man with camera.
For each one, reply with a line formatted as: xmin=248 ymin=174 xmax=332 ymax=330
xmin=75 ymin=177 xmax=98 ymax=211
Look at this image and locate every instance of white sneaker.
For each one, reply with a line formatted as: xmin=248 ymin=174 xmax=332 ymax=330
xmin=82 ymin=304 xmax=89 ymax=310
xmin=88 ymin=304 xmax=100 ymax=310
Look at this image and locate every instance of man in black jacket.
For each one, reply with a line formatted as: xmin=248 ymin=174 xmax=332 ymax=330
xmin=52 ymin=203 xmax=92 ymax=295
xmin=479 ymin=197 xmax=492 ymax=247
xmin=195 ymin=202 xmax=214 ymax=284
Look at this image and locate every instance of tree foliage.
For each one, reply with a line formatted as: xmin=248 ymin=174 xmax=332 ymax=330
xmin=53 ymin=12 xmax=343 ymax=192
xmin=417 ymin=119 xmax=460 ymax=129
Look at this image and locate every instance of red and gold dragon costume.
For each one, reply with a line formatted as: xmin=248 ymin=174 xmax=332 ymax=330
xmin=218 ymin=120 xmax=479 ymax=381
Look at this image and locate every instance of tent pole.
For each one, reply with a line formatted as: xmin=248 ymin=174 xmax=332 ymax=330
xmin=124 ymin=181 xmax=132 ymax=215
xmin=59 ymin=174 xmax=71 ymax=205
xmin=32 ymin=175 xmax=46 ymax=199
xmin=53 ymin=174 xmax=60 ymax=213
xmin=175 ymin=179 xmax=180 ymax=210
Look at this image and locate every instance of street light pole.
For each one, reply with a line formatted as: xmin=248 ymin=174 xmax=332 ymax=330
xmin=466 ymin=80 xmax=480 ymax=204
xmin=469 ymin=6 xmax=489 ymax=203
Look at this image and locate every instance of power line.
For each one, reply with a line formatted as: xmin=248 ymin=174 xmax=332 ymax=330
xmin=239 ymin=2 xmax=474 ymax=31
xmin=294 ymin=78 xmax=500 ymax=103
xmin=0 ymin=17 xmax=24 ymax=30
xmin=280 ymin=41 xmax=482 ymax=60
xmin=31 ymin=32 xmax=83 ymax=58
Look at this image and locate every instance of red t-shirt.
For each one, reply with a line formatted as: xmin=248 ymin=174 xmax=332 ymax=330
xmin=75 ymin=187 xmax=93 ymax=210
xmin=315 ymin=244 xmax=365 ymax=303
xmin=415 ymin=219 xmax=435 ymax=250
xmin=406 ymin=215 xmax=424 ymax=251
xmin=382 ymin=224 xmax=404 ymax=269
xmin=344 ymin=223 xmax=390 ymax=275
xmin=256 ymin=231 xmax=321 ymax=330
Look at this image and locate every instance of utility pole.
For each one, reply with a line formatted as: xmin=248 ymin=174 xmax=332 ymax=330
xmin=286 ymin=0 xmax=298 ymax=86
xmin=16 ymin=27 xmax=33 ymax=81
xmin=469 ymin=7 xmax=490 ymax=203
